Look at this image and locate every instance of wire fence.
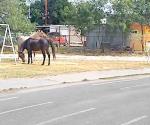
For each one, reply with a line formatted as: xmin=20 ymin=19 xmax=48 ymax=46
xmin=36 ymin=25 xmax=85 ymax=47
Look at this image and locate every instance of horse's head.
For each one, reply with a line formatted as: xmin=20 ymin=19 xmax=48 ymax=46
xmin=18 ymin=51 xmax=25 ymax=63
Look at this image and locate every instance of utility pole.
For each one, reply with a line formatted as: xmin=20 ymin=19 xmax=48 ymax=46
xmin=28 ymin=3 xmax=31 ymax=19
xmin=27 ymin=0 xmax=32 ymax=19
xmin=44 ymin=0 xmax=48 ymax=25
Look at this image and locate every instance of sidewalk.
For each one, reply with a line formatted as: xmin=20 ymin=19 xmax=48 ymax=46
xmin=0 ymin=68 xmax=150 ymax=92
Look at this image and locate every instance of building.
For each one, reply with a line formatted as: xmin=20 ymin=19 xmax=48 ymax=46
xmin=129 ymin=23 xmax=150 ymax=51
xmin=86 ymin=24 xmax=129 ymax=51
xmin=86 ymin=23 xmax=150 ymax=52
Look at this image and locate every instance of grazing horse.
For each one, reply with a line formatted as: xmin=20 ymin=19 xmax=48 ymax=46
xmin=17 ymin=30 xmax=49 ymax=59
xmin=18 ymin=38 xmax=56 ymax=65
xmin=17 ymin=30 xmax=47 ymax=48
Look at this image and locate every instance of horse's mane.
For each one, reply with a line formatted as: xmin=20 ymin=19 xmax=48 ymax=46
xmin=18 ymin=38 xmax=29 ymax=52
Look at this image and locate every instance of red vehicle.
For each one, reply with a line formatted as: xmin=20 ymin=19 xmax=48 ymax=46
xmin=48 ymin=32 xmax=67 ymax=46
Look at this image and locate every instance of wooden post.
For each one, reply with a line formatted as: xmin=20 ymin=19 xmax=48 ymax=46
xmin=59 ymin=26 xmax=60 ymax=47
xmin=68 ymin=25 xmax=71 ymax=47
xmin=141 ymin=24 xmax=144 ymax=52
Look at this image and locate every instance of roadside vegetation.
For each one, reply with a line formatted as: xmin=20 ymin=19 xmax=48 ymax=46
xmin=0 ymin=0 xmax=35 ymax=33
xmin=0 ymin=58 xmax=150 ymax=79
xmin=57 ymin=47 xmax=143 ymax=56
xmin=1 ymin=0 xmax=150 ymax=35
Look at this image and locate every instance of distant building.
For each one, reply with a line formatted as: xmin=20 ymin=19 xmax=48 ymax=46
xmin=86 ymin=23 xmax=150 ymax=52
xmin=85 ymin=24 xmax=129 ymax=51
xmin=129 ymin=23 xmax=150 ymax=51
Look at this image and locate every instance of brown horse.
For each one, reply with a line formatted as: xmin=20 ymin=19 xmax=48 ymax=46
xmin=18 ymin=38 xmax=56 ymax=65
xmin=17 ymin=30 xmax=51 ymax=59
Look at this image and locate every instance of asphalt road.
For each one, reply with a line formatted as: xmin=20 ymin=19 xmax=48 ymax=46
xmin=0 ymin=76 xmax=150 ymax=125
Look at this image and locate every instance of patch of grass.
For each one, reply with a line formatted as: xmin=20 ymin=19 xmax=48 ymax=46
xmin=0 ymin=59 xmax=150 ymax=79
xmin=57 ymin=47 xmax=145 ymax=57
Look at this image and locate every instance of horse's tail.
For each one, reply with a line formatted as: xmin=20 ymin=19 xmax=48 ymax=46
xmin=48 ymin=40 xmax=56 ymax=60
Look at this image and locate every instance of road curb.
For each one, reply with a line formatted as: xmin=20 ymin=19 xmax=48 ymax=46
xmin=0 ymin=71 xmax=150 ymax=94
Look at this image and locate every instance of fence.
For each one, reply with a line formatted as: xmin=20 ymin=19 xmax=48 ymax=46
xmin=85 ymin=25 xmax=129 ymax=52
xmin=36 ymin=25 xmax=85 ymax=47
xmin=1 ymin=24 xmax=149 ymax=53
xmin=85 ymin=24 xmax=150 ymax=53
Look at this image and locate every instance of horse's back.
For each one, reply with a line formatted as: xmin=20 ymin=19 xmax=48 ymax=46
xmin=28 ymin=38 xmax=49 ymax=51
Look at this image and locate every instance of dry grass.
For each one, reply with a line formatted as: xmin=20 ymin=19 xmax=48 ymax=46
xmin=0 ymin=59 xmax=150 ymax=79
xmin=57 ymin=47 xmax=144 ymax=56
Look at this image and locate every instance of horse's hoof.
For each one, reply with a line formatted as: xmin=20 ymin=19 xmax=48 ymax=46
xmin=41 ymin=64 xmax=44 ymax=65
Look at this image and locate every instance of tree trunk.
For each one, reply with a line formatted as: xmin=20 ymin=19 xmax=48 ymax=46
xmin=141 ymin=24 xmax=144 ymax=52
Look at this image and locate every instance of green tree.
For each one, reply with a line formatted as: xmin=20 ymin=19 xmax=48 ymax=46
xmin=109 ymin=0 xmax=150 ymax=51
xmin=48 ymin=0 xmax=70 ymax=24
xmin=30 ymin=1 xmax=43 ymax=25
xmin=131 ymin=0 xmax=150 ymax=51
xmin=0 ymin=0 xmax=35 ymax=33
xmin=30 ymin=0 xmax=72 ymax=25
xmin=64 ymin=0 xmax=106 ymax=35
xmin=73 ymin=2 xmax=95 ymax=35
xmin=107 ymin=0 xmax=132 ymax=31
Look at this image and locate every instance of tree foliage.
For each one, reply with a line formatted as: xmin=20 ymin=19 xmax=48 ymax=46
xmin=108 ymin=0 xmax=150 ymax=31
xmin=30 ymin=0 xmax=72 ymax=25
xmin=64 ymin=0 xmax=107 ymax=35
xmin=30 ymin=0 xmax=43 ymax=25
xmin=108 ymin=0 xmax=150 ymax=51
xmin=17 ymin=0 xmax=150 ymax=35
xmin=68 ymin=2 xmax=96 ymax=35
xmin=0 ymin=0 xmax=35 ymax=33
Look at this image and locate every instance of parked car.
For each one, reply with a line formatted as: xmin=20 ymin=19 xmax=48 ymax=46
xmin=47 ymin=32 xmax=67 ymax=46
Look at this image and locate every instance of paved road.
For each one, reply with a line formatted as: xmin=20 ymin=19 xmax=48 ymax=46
xmin=0 ymin=76 xmax=150 ymax=125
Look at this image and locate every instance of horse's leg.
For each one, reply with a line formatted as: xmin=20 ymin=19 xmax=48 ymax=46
xmin=33 ymin=51 xmax=36 ymax=61
xmin=28 ymin=51 xmax=32 ymax=64
xmin=31 ymin=51 xmax=33 ymax=64
xmin=41 ymin=50 xmax=46 ymax=65
xmin=34 ymin=52 xmax=35 ymax=58
xmin=27 ymin=51 xmax=30 ymax=64
xmin=46 ymin=49 xmax=50 ymax=65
